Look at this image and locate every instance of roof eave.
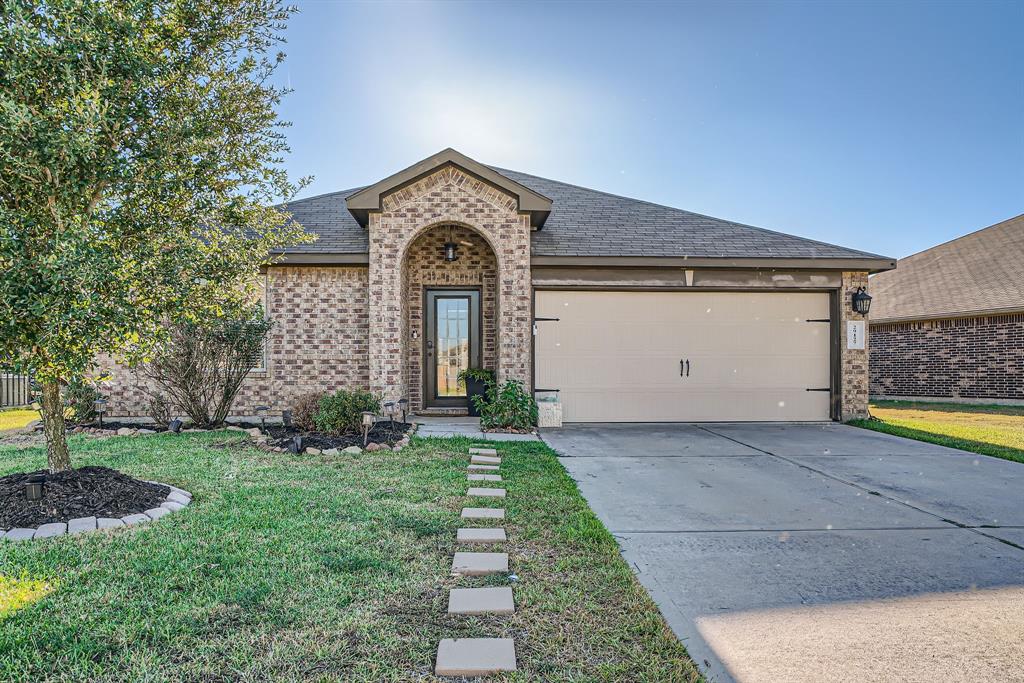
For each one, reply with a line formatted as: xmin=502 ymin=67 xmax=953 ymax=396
xmin=530 ymin=255 xmax=897 ymax=273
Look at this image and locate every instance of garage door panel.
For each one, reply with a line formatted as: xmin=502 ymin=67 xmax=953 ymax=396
xmin=536 ymin=291 xmax=832 ymax=422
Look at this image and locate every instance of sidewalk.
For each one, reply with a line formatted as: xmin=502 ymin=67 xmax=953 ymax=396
xmin=412 ymin=416 xmax=539 ymax=441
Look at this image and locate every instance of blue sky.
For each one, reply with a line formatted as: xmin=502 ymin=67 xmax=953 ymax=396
xmin=275 ymin=1 xmax=1022 ymax=258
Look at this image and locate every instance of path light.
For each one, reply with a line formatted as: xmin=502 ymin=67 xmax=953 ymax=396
xmin=384 ymin=401 xmax=395 ymax=428
xmin=398 ymin=398 xmax=409 ymax=423
xmin=289 ymin=436 xmax=304 ymax=454
xmin=281 ymin=409 xmax=292 ymax=428
xmin=255 ymin=405 xmax=269 ymax=432
xmin=94 ymin=398 xmax=107 ymax=428
xmin=25 ymin=475 xmax=44 ymax=502
xmin=361 ymin=411 xmax=375 ymax=446
xmin=851 ymin=287 xmax=872 ymax=315
xmin=168 ymin=418 xmax=183 ymax=433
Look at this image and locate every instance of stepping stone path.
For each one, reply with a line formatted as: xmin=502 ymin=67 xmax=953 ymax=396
xmin=436 ymin=445 xmax=518 ymax=676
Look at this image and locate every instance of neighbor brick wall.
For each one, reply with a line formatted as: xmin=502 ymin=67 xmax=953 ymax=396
xmin=870 ymin=312 xmax=1024 ymax=400
xmin=405 ymin=225 xmax=498 ymax=411
xmin=368 ymin=165 xmax=533 ymax=405
xmin=99 ymin=265 xmax=370 ymax=417
xmin=840 ymin=271 xmax=870 ymax=420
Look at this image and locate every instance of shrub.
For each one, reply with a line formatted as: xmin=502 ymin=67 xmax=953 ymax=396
xmin=314 ymin=389 xmax=380 ymax=435
xmin=141 ymin=303 xmax=272 ymax=428
xmin=145 ymin=393 xmax=175 ymax=426
xmin=63 ymin=376 xmax=100 ymax=424
xmin=473 ymin=379 xmax=537 ymax=431
xmin=292 ymin=391 xmax=326 ymax=432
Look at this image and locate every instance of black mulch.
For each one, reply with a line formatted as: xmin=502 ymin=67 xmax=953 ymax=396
xmin=262 ymin=421 xmax=413 ymax=450
xmin=69 ymin=421 xmax=169 ymax=433
xmin=0 ymin=466 xmax=170 ymax=530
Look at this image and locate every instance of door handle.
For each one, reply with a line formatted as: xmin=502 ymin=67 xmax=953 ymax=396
xmin=686 ymin=359 xmax=690 ymax=377
xmin=680 ymin=359 xmax=691 ymax=377
xmin=680 ymin=359 xmax=685 ymax=377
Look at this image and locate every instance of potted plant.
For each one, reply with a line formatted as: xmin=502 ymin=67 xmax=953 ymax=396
xmin=458 ymin=368 xmax=494 ymax=417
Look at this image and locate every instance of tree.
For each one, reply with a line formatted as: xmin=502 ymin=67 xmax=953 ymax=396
xmin=0 ymin=0 xmax=312 ymax=472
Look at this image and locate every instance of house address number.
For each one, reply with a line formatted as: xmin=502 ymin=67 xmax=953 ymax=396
xmin=847 ymin=321 xmax=865 ymax=350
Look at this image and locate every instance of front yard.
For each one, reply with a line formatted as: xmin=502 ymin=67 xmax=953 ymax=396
xmin=0 ymin=431 xmax=699 ymax=682
xmin=851 ymin=400 xmax=1024 ymax=464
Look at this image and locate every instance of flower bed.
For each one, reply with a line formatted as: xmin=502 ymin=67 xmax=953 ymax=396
xmin=255 ymin=420 xmax=414 ymax=453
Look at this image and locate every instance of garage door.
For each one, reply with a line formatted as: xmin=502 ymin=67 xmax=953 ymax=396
xmin=535 ymin=290 xmax=832 ymax=422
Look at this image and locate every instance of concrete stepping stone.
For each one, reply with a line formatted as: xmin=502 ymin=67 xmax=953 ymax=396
xmin=467 ymin=464 xmax=499 ymax=471
xmin=470 ymin=455 xmax=501 ymax=465
xmin=447 ymin=586 xmax=515 ymax=615
xmin=451 ymin=551 xmax=508 ymax=576
xmin=468 ymin=473 xmax=502 ymax=482
xmin=457 ymin=527 xmax=506 ymax=544
xmin=467 ymin=487 xmax=505 ymax=498
xmin=435 ymin=638 xmax=517 ymax=676
xmin=468 ymin=447 xmax=498 ymax=456
xmin=461 ymin=507 xmax=505 ymax=520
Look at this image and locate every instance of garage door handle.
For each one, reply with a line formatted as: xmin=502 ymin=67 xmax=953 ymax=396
xmin=680 ymin=359 xmax=690 ymax=377
xmin=686 ymin=359 xmax=690 ymax=377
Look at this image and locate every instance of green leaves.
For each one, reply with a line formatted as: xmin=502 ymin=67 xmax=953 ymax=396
xmin=0 ymin=0 xmax=312 ymax=467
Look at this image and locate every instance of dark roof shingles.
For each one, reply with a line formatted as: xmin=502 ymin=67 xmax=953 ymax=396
xmin=274 ymin=167 xmax=887 ymax=261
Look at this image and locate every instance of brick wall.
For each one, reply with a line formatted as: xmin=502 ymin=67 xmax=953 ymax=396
xmin=100 ymin=265 xmax=369 ymax=417
xmin=870 ymin=312 xmax=1024 ymax=400
xmin=840 ymin=271 xmax=870 ymax=420
xmin=368 ymin=165 xmax=533 ymax=405
xmin=405 ymin=225 xmax=498 ymax=411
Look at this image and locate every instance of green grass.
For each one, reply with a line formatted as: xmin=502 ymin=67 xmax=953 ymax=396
xmin=0 ymin=409 xmax=37 ymax=432
xmin=849 ymin=400 xmax=1024 ymax=464
xmin=0 ymin=432 xmax=699 ymax=682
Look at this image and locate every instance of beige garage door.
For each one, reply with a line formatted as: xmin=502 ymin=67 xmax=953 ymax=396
xmin=535 ymin=290 xmax=832 ymax=422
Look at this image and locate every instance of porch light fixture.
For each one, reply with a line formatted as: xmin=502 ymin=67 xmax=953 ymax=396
xmin=255 ymin=405 xmax=269 ymax=431
xmin=443 ymin=226 xmax=458 ymax=262
xmin=361 ymin=411 xmax=375 ymax=446
xmin=851 ymin=287 xmax=872 ymax=315
xmin=93 ymin=398 xmax=107 ymax=428
xmin=25 ymin=474 xmax=44 ymax=502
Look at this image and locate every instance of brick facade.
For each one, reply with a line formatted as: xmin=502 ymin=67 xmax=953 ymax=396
xmin=404 ymin=225 xmax=498 ymax=411
xmin=99 ymin=266 xmax=369 ymax=417
xmin=870 ymin=312 xmax=1024 ymax=401
xmin=840 ymin=271 xmax=870 ymax=420
xmin=368 ymin=165 xmax=533 ymax=406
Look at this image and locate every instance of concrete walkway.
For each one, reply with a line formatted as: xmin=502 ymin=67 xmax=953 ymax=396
xmin=543 ymin=422 xmax=1024 ymax=683
xmin=413 ymin=415 xmax=539 ymax=441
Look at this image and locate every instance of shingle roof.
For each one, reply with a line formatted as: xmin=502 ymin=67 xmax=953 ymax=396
xmin=870 ymin=213 xmax=1024 ymax=322
xmin=275 ymin=164 xmax=890 ymax=263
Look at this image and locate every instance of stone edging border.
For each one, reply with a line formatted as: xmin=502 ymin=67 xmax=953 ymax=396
xmin=0 ymin=482 xmax=192 ymax=543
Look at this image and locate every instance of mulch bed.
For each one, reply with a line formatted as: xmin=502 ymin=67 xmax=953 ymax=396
xmin=261 ymin=421 xmax=413 ymax=450
xmin=72 ymin=421 xmax=169 ymax=433
xmin=0 ymin=466 xmax=170 ymax=530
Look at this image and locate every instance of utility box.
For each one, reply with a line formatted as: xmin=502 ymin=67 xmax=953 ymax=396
xmin=536 ymin=390 xmax=562 ymax=428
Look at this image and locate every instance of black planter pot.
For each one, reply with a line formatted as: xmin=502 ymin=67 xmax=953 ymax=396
xmin=465 ymin=377 xmax=488 ymax=417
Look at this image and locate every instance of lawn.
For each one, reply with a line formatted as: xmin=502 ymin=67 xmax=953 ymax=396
xmin=0 ymin=409 xmax=37 ymax=432
xmin=0 ymin=431 xmax=699 ymax=682
xmin=850 ymin=400 xmax=1024 ymax=464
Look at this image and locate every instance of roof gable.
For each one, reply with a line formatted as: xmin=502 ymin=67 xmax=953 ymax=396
xmin=345 ymin=148 xmax=552 ymax=228
xmin=870 ymin=213 xmax=1024 ymax=321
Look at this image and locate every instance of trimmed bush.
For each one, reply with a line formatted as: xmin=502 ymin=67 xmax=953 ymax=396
xmin=63 ymin=376 xmax=100 ymax=424
xmin=314 ymin=389 xmax=380 ymax=436
xmin=473 ymin=379 xmax=537 ymax=431
xmin=292 ymin=391 xmax=326 ymax=432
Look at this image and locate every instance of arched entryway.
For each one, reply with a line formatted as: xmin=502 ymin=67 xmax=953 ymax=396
xmin=401 ymin=223 xmax=499 ymax=413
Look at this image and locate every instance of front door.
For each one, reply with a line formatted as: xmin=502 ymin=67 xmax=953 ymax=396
xmin=425 ymin=289 xmax=481 ymax=409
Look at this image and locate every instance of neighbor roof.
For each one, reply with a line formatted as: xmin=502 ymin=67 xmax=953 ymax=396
xmin=870 ymin=213 xmax=1024 ymax=322
xmin=275 ymin=154 xmax=893 ymax=269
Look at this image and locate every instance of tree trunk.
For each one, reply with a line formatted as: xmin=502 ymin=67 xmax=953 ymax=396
xmin=40 ymin=379 xmax=72 ymax=472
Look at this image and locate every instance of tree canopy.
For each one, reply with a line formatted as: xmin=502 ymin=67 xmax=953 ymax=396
xmin=0 ymin=0 xmax=312 ymax=470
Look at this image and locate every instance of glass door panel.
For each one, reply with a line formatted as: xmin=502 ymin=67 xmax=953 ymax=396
xmin=436 ymin=297 xmax=470 ymax=397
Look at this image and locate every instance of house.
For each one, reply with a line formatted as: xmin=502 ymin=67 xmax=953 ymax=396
xmin=870 ymin=214 xmax=1024 ymax=404
xmin=102 ymin=149 xmax=894 ymax=422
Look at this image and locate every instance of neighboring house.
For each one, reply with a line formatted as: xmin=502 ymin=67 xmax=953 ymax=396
xmin=102 ymin=148 xmax=894 ymax=422
xmin=870 ymin=214 xmax=1024 ymax=404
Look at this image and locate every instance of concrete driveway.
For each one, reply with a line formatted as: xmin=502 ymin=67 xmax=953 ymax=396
xmin=543 ymin=423 xmax=1024 ymax=683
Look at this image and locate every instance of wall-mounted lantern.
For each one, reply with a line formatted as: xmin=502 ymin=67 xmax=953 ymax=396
xmin=443 ymin=225 xmax=459 ymax=262
xmin=851 ymin=287 xmax=872 ymax=315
